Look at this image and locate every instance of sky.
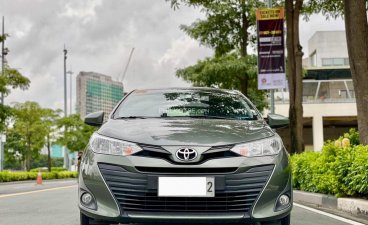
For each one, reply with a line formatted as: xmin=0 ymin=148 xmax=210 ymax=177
xmin=0 ymin=0 xmax=345 ymax=112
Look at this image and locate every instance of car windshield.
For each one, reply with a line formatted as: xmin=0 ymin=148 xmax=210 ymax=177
xmin=114 ymin=89 xmax=259 ymax=120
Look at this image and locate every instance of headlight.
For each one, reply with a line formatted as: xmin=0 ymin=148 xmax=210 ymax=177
xmin=230 ymin=136 xmax=282 ymax=157
xmin=89 ymin=133 xmax=143 ymax=156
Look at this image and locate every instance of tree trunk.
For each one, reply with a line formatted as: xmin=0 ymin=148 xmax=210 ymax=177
xmin=344 ymin=0 xmax=368 ymax=145
xmin=240 ymin=6 xmax=250 ymax=97
xmin=47 ymin=134 xmax=52 ymax=172
xmin=285 ymin=0 xmax=304 ymax=153
xmin=26 ymin=135 xmax=31 ymax=171
xmin=22 ymin=159 xmax=26 ymax=171
xmin=241 ymin=10 xmax=248 ymax=57
xmin=239 ymin=76 xmax=249 ymax=96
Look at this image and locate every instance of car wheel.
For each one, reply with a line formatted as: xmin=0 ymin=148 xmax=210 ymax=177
xmin=260 ymin=215 xmax=291 ymax=225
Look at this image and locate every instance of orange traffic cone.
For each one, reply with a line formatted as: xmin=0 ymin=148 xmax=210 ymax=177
xmin=36 ymin=171 xmax=43 ymax=185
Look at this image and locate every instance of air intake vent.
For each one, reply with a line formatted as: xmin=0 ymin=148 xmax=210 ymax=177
xmin=98 ymin=163 xmax=274 ymax=215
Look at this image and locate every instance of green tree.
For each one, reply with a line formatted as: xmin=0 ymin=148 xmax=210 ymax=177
xmin=56 ymin=114 xmax=95 ymax=153
xmin=42 ymin=109 xmax=62 ymax=172
xmin=344 ymin=0 xmax=368 ymax=145
xmin=11 ymin=101 xmax=50 ymax=171
xmin=303 ymin=0 xmax=368 ymax=145
xmin=285 ymin=0 xmax=304 ymax=153
xmin=168 ymin=0 xmax=268 ymax=111
xmin=343 ymin=1 xmax=368 ymax=144
xmin=4 ymin=128 xmax=25 ymax=170
xmin=0 ymin=35 xmax=30 ymax=132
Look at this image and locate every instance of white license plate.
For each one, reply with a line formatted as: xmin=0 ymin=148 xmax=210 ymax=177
xmin=158 ymin=177 xmax=215 ymax=197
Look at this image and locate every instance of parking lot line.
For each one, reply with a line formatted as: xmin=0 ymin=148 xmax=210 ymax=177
xmin=0 ymin=185 xmax=77 ymax=198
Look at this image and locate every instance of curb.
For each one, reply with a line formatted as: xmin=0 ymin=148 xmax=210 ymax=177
xmin=0 ymin=178 xmax=77 ymax=185
xmin=293 ymin=190 xmax=368 ymax=219
xmin=338 ymin=198 xmax=368 ymax=217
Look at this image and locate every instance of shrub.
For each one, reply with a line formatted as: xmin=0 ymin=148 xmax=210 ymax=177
xmin=0 ymin=171 xmax=78 ymax=182
xmin=291 ymin=129 xmax=368 ymax=197
xmin=30 ymin=167 xmax=67 ymax=172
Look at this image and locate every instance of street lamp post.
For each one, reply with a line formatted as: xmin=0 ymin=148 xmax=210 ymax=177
xmin=266 ymin=0 xmax=276 ymax=114
xmin=0 ymin=17 xmax=7 ymax=171
xmin=0 ymin=16 xmax=4 ymax=171
xmin=63 ymin=46 xmax=70 ymax=170
xmin=1 ymin=16 xmax=4 ymax=106
xmin=67 ymin=68 xmax=73 ymax=115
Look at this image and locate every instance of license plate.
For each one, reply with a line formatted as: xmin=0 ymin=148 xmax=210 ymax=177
xmin=158 ymin=177 xmax=215 ymax=197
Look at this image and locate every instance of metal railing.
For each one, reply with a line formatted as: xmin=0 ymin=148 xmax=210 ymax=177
xmin=274 ymin=79 xmax=356 ymax=104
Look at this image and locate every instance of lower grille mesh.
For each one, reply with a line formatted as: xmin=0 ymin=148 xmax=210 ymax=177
xmin=99 ymin=163 xmax=273 ymax=214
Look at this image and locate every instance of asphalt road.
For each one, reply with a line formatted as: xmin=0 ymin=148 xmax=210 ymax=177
xmin=0 ymin=180 xmax=366 ymax=225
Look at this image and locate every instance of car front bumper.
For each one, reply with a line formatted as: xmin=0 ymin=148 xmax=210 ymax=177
xmin=78 ymin=146 xmax=292 ymax=224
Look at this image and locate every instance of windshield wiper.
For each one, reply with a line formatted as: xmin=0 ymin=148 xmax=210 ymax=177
xmin=115 ymin=116 xmax=148 ymax=119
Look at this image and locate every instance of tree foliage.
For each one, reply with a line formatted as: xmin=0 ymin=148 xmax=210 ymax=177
xmin=0 ymin=67 xmax=30 ymax=95
xmin=170 ymin=0 xmax=263 ymax=56
xmin=10 ymin=102 xmax=51 ymax=171
xmin=0 ymin=35 xmax=30 ymax=132
xmin=56 ymin=114 xmax=95 ymax=153
xmin=176 ymin=53 xmax=267 ymax=110
xmin=168 ymin=0 xmax=268 ymax=111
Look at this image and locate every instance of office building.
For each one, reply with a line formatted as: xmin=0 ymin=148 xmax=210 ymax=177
xmin=76 ymin=72 xmax=124 ymax=120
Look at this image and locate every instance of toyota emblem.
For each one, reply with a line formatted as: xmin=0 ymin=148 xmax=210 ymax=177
xmin=176 ymin=148 xmax=198 ymax=161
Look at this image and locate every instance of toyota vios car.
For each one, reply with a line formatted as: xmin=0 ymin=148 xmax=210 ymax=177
xmin=79 ymin=88 xmax=292 ymax=225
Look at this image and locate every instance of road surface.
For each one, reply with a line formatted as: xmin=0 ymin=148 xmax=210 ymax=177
xmin=0 ymin=180 xmax=366 ymax=225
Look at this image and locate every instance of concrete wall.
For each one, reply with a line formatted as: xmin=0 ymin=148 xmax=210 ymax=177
xmin=308 ymin=31 xmax=348 ymax=67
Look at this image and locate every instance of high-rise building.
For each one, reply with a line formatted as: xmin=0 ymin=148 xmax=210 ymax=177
xmin=76 ymin=71 xmax=124 ymax=120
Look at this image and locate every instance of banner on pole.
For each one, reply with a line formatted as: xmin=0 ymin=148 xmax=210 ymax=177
xmin=256 ymin=8 xmax=286 ymax=90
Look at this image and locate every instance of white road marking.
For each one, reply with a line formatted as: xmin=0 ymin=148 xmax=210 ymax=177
xmin=0 ymin=185 xmax=77 ymax=198
xmin=294 ymin=203 xmax=366 ymax=225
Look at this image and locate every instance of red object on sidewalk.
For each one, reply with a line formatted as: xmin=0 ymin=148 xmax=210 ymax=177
xmin=36 ymin=171 xmax=43 ymax=185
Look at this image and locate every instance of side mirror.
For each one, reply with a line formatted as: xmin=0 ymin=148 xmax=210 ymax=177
xmin=84 ymin=111 xmax=104 ymax=127
xmin=267 ymin=114 xmax=289 ymax=129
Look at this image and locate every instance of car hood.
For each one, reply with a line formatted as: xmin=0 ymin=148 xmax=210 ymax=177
xmin=98 ymin=118 xmax=274 ymax=146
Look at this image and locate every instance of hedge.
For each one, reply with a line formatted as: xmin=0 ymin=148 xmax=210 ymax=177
xmin=291 ymin=129 xmax=368 ymax=198
xmin=0 ymin=171 xmax=78 ymax=182
xmin=30 ymin=167 xmax=67 ymax=172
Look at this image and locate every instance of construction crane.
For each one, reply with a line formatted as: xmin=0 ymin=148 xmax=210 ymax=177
xmin=119 ymin=47 xmax=135 ymax=83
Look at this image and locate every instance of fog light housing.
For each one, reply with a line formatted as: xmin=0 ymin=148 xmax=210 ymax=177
xmin=81 ymin=193 xmax=93 ymax=205
xmin=279 ymin=194 xmax=290 ymax=206
xmin=275 ymin=193 xmax=291 ymax=211
xmin=80 ymin=190 xmax=97 ymax=210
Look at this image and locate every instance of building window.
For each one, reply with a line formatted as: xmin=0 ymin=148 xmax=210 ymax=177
xmin=322 ymin=58 xmax=349 ymax=67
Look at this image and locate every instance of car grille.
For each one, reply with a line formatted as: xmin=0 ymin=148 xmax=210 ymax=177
xmin=98 ymin=163 xmax=274 ymax=214
xmin=134 ymin=143 xmax=239 ymax=164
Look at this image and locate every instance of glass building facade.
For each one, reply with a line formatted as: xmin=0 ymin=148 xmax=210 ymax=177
xmin=76 ymin=72 xmax=124 ymax=120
